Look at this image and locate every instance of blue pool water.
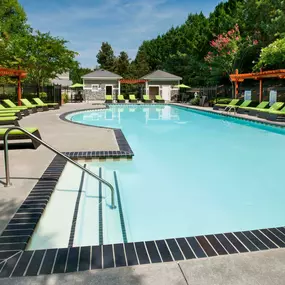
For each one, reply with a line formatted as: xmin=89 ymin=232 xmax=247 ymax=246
xmin=28 ymin=105 xmax=285 ymax=249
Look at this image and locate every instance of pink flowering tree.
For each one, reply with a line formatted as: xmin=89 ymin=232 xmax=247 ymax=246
xmin=205 ymin=24 xmax=258 ymax=87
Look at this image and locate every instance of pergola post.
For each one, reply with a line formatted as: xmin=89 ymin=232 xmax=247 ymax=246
xmin=234 ymin=69 xmax=239 ymax=98
xmin=259 ymin=79 xmax=263 ymax=103
xmin=17 ymin=75 xmax=22 ymax=106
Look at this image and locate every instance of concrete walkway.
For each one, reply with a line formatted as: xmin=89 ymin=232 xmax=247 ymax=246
xmin=0 ymin=103 xmax=118 ymax=233
xmin=1 ymin=249 xmax=285 ymax=285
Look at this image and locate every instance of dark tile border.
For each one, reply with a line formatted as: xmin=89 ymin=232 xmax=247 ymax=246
xmin=1 ymin=104 xmax=285 ymax=278
xmin=59 ymin=107 xmax=134 ymax=159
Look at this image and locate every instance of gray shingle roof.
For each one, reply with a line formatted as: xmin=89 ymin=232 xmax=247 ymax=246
xmin=141 ymin=70 xmax=182 ymax=80
xmin=82 ymin=69 xmax=122 ymax=79
xmin=51 ymin=78 xmax=72 ymax=86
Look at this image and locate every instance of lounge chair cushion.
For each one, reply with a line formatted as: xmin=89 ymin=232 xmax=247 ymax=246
xmin=239 ymin=101 xmax=269 ymax=110
xmin=3 ymin=100 xmax=28 ymax=110
xmin=118 ymin=95 xmax=125 ymax=100
xmin=0 ymin=116 xmax=17 ymax=121
xmin=215 ymin=99 xmax=240 ymax=107
xmin=0 ymin=128 xmax=38 ymax=135
xmin=155 ymin=95 xmax=164 ymax=100
xmin=238 ymin=100 xmax=252 ymax=107
xmin=105 ymin=95 xmax=112 ymax=100
xmin=143 ymin=95 xmax=150 ymax=100
xmin=129 ymin=95 xmax=136 ymax=100
xmin=256 ymin=102 xmax=284 ymax=113
xmin=20 ymin=98 xmax=40 ymax=107
xmin=0 ymin=113 xmax=17 ymax=117
xmin=33 ymin=98 xmax=57 ymax=106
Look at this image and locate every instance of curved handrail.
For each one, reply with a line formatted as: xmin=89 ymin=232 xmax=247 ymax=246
xmin=3 ymin=126 xmax=116 ymax=209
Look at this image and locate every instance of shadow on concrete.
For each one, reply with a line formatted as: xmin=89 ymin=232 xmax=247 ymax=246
xmin=0 ymin=198 xmax=20 ymax=234
xmin=0 ymin=142 xmax=35 ymax=150
xmin=0 ymin=263 xmax=144 ymax=285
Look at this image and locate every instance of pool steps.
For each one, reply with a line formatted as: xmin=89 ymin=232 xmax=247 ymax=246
xmin=28 ymin=162 xmax=127 ymax=250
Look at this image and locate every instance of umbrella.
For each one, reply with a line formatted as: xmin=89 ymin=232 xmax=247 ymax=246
xmin=70 ymin=83 xmax=83 ymax=88
xmin=174 ymin=84 xmax=190 ymax=88
xmin=174 ymin=84 xmax=190 ymax=102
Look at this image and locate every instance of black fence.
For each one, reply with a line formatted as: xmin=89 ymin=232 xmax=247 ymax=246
xmin=178 ymin=80 xmax=285 ymax=106
xmin=0 ymin=84 xmax=62 ymax=105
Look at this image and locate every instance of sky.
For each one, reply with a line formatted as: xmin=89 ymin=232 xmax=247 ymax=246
xmin=19 ymin=0 xmax=221 ymax=68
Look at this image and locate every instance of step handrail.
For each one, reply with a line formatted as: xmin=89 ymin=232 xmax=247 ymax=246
xmin=3 ymin=126 xmax=116 ymax=209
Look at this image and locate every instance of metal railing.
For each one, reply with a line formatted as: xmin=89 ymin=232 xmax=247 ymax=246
xmin=3 ymin=126 xmax=116 ymax=209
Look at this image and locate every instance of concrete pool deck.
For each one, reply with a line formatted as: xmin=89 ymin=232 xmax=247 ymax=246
xmin=0 ymin=102 xmax=285 ymax=284
xmin=0 ymin=103 xmax=118 ymax=233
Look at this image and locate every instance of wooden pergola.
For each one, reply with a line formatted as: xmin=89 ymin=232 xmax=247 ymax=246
xmin=230 ymin=69 xmax=285 ymax=102
xmin=0 ymin=67 xmax=27 ymax=105
xmin=119 ymin=79 xmax=147 ymax=84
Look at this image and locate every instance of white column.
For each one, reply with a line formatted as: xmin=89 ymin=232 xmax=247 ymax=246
xmin=118 ymin=80 xmax=121 ymax=96
xmin=145 ymin=81 xmax=149 ymax=95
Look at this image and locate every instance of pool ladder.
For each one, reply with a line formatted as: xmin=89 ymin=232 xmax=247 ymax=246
xmin=3 ymin=126 xmax=116 ymax=209
xmin=223 ymin=106 xmax=237 ymax=115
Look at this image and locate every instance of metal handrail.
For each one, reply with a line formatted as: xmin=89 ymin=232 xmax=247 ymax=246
xmin=3 ymin=126 xmax=116 ymax=209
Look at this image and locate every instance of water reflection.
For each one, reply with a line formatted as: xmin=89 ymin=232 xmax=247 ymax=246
xmin=82 ymin=105 xmax=180 ymax=124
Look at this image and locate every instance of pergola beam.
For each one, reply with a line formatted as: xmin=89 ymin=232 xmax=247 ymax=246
xmin=230 ymin=69 xmax=285 ymax=102
xmin=0 ymin=67 xmax=27 ymax=105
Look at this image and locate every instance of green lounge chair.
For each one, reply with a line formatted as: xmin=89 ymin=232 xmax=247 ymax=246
xmin=143 ymin=95 xmax=152 ymax=103
xmin=255 ymin=102 xmax=284 ymax=118
xmin=0 ymin=127 xmax=41 ymax=149
xmin=129 ymin=94 xmax=137 ymax=103
xmin=224 ymin=100 xmax=252 ymax=112
xmin=155 ymin=95 xmax=165 ymax=103
xmin=0 ymin=104 xmax=29 ymax=116
xmin=117 ymin=95 xmax=126 ymax=103
xmin=266 ymin=105 xmax=285 ymax=121
xmin=0 ymin=116 xmax=19 ymax=126
xmin=3 ymin=99 xmax=37 ymax=114
xmin=213 ymin=99 xmax=240 ymax=110
xmin=0 ymin=110 xmax=22 ymax=119
xmin=237 ymin=101 xmax=269 ymax=114
xmin=105 ymin=95 xmax=113 ymax=103
xmin=33 ymin=98 xmax=59 ymax=109
xmin=21 ymin=98 xmax=48 ymax=111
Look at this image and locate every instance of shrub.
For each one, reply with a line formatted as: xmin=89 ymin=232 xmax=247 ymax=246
xmin=190 ymin=97 xmax=200 ymax=105
xmin=39 ymin=92 xmax=47 ymax=100
xmin=62 ymin=93 xmax=69 ymax=103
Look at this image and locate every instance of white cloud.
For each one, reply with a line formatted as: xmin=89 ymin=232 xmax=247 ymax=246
xmin=20 ymin=0 xmax=217 ymax=67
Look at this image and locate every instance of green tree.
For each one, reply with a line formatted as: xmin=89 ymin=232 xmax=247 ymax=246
xmin=0 ymin=0 xmax=30 ymax=68
xmin=70 ymin=63 xmax=93 ymax=83
xmin=115 ymin=51 xmax=130 ymax=77
xmin=254 ymin=38 xmax=285 ymax=70
xmin=0 ymin=0 xmax=28 ymax=38
xmin=96 ymin=42 xmax=115 ymax=71
xmin=132 ymin=49 xmax=150 ymax=78
xmin=14 ymin=31 xmax=78 ymax=91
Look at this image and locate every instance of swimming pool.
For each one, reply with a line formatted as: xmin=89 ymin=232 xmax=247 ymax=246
xmin=28 ymin=105 xmax=285 ymax=249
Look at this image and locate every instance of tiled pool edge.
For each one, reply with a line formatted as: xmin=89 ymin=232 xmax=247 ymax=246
xmin=1 ymin=155 xmax=285 ymax=278
xmin=172 ymin=103 xmax=285 ymax=129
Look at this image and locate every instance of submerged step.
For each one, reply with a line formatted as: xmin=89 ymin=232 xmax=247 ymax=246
xmin=27 ymin=163 xmax=84 ymax=250
xmin=73 ymin=165 xmax=100 ymax=247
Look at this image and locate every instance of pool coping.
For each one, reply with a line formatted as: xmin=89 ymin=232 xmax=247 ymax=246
xmin=1 ymin=105 xmax=285 ymax=278
xmin=171 ymin=103 xmax=285 ymax=129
